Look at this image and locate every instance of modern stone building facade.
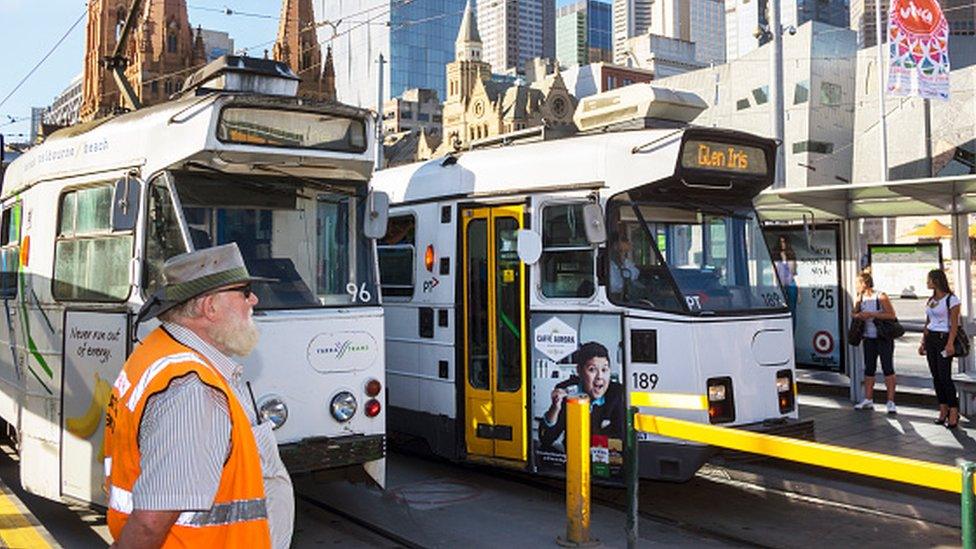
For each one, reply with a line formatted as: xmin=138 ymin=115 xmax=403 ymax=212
xmin=656 ymin=21 xmax=858 ymax=188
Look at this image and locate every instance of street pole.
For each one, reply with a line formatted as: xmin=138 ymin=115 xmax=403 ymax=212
xmin=874 ymin=0 xmax=889 ymax=182
xmin=375 ymin=53 xmax=386 ymax=171
xmin=769 ymin=0 xmax=786 ymax=188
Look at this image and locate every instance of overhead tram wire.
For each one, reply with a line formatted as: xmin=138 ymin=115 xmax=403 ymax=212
xmin=0 ymin=9 xmax=87 ymax=113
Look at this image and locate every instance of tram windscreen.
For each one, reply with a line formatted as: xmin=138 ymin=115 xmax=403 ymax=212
xmin=606 ymin=195 xmax=786 ymax=315
xmin=164 ymin=172 xmax=378 ymax=309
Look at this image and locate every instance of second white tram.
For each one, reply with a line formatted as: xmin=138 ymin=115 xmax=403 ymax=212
xmin=372 ymin=96 xmax=810 ymax=482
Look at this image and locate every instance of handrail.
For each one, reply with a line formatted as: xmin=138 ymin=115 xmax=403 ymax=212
xmin=635 ymin=413 xmax=961 ymax=493
xmin=627 ymin=409 xmax=975 ymax=549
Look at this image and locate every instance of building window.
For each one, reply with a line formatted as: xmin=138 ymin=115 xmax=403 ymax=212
xmin=751 ymin=86 xmax=769 ymax=104
xmin=540 ymin=203 xmax=595 ymax=298
xmin=167 ymin=33 xmax=177 ymax=53
xmin=433 ymin=114 xmax=442 ymax=123
xmin=418 ymin=112 xmax=430 ymax=122
xmin=54 ymin=185 xmax=133 ymax=302
xmin=401 ymin=111 xmax=413 ymax=120
xmin=820 ymin=82 xmax=842 ymax=106
xmin=792 ymin=140 xmax=834 ymax=154
xmin=794 ymin=80 xmax=810 ymax=104
xmin=736 ymin=98 xmax=750 ymax=111
xmin=377 ymin=215 xmax=416 ymax=298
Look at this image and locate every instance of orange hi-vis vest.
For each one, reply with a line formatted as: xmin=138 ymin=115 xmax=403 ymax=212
xmin=103 ymin=327 xmax=271 ymax=548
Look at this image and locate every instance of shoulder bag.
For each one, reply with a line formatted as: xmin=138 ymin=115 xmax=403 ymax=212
xmin=847 ymin=298 xmax=865 ymax=346
xmin=874 ymin=296 xmax=906 ymax=339
xmin=946 ymin=294 xmax=971 ymax=357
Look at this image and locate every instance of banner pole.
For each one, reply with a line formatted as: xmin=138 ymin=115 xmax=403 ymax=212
xmin=874 ymin=0 xmax=889 ymax=182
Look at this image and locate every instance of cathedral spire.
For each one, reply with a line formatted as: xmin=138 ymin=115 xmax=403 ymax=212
xmin=455 ymin=0 xmax=482 ymax=62
xmin=274 ymin=0 xmax=325 ymax=99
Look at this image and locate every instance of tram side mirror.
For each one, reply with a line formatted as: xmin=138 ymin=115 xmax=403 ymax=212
xmin=517 ymin=230 xmax=543 ymax=265
xmin=112 ymin=176 xmax=142 ymax=231
xmin=583 ymin=202 xmax=607 ymax=244
xmin=364 ymin=191 xmax=389 ymax=239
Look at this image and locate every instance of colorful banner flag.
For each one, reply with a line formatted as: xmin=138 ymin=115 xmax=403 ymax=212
xmin=887 ymin=0 xmax=950 ymax=100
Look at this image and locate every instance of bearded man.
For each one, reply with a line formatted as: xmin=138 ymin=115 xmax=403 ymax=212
xmin=104 ymin=243 xmax=294 ymax=549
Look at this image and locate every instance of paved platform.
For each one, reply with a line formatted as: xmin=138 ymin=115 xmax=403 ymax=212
xmin=0 ymin=475 xmax=58 ymax=548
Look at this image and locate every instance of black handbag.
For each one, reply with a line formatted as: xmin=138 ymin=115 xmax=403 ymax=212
xmin=946 ymin=294 xmax=971 ymax=357
xmin=874 ymin=298 xmax=905 ymax=339
xmin=848 ymin=317 xmax=865 ymax=346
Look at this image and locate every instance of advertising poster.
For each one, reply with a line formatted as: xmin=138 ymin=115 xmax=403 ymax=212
xmin=869 ymin=243 xmax=942 ymax=323
xmin=887 ymin=0 xmax=950 ymax=100
xmin=531 ymin=313 xmax=625 ymax=482
xmin=765 ymin=226 xmax=844 ymax=371
xmin=869 ymin=244 xmax=942 ymax=298
xmin=61 ymin=310 xmax=129 ymax=505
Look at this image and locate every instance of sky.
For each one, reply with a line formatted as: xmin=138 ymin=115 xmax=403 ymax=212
xmin=0 ymin=0 xmax=279 ymax=142
xmin=0 ymin=0 xmax=584 ymax=142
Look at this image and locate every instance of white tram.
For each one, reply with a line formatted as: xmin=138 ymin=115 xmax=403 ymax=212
xmin=0 ymin=56 xmax=388 ymax=506
xmin=372 ymin=85 xmax=809 ymax=482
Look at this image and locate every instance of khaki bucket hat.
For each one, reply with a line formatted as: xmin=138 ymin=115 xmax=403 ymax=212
xmin=137 ymin=243 xmax=273 ymax=323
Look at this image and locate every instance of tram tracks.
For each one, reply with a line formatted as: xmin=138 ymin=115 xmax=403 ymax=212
xmin=296 ymin=490 xmax=425 ymax=549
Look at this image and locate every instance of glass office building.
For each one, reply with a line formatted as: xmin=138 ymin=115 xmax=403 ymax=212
xmin=317 ymin=0 xmax=465 ymax=107
xmin=556 ymin=0 xmax=612 ymax=67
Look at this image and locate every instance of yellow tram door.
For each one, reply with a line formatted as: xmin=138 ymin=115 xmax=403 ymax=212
xmin=461 ymin=205 xmax=528 ymax=463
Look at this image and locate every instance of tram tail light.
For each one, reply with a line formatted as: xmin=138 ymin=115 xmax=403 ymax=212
xmin=776 ymin=369 xmax=795 ymax=413
xmin=706 ymin=377 xmax=735 ymax=424
xmin=365 ymin=398 xmax=382 ymax=418
xmin=365 ymin=378 xmax=382 ymax=397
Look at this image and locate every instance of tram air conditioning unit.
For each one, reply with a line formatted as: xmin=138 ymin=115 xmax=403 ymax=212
xmin=573 ymin=83 xmax=708 ymax=132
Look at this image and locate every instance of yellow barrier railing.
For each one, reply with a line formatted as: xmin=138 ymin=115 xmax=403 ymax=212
xmin=625 ymin=408 xmax=975 ymax=549
xmin=635 ymin=413 xmax=962 ymax=493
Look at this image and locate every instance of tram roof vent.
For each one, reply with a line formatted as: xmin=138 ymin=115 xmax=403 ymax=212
xmin=180 ymin=55 xmax=300 ymax=98
xmin=573 ymin=83 xmax=707 ymax=133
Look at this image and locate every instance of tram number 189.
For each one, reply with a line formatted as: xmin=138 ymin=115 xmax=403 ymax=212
xmin=632 ymin=372 xmax=659 ymax=390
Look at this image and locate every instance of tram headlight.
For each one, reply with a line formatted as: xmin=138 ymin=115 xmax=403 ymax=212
xmin=330 ymin=391 xmax=358 ymax=422
xmin=706 ymin=377 xmax=735 ymax=424
xmin=258 ymin=396 xmax=288 ymax=430
xmin=776 ymin=369 xmax=796 ymax=413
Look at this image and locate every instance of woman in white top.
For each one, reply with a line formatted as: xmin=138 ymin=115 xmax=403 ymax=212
xmin=918 ymin=269 xmax=961 ymax=428
xmin=852 ymin=272 xmax=898 ymax=413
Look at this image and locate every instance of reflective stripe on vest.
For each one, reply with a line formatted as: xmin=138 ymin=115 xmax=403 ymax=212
xmin=109 ymin=486 xmax=268 ymax=528
xmin=126 ymin=352 xmax=210 ymax=411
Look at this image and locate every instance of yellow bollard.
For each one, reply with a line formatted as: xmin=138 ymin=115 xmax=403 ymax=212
xmin=558 ymin=395 xmax=599 ymax=547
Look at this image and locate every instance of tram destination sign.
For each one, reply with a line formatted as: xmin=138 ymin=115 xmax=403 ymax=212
xmin=680 ymin=140 xmax=768 ymax=176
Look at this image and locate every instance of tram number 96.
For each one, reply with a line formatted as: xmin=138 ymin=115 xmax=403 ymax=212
xmin=811 ymin=288 xmax=835 ymax=309
xmin=632 ymin=372 xmax=659 ymax=390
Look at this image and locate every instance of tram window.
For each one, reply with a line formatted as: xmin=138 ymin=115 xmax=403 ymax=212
xmin=0 ymin=205 xmax=20 ymax=299
xmin=143 ymin=178 xmax=188 ymax=295
xmin=540 ymin=203 xmax=595 ymax=298
xmin=169 ymin=171 xmax=379 ymax=309
xmin=54 ymin=185 xmax=133 ymax=302
xmin=377 ymin=215 xmax=416 ymax=298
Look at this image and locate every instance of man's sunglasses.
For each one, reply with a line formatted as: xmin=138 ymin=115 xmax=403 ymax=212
xmin=211 ymin=283 xmax=254 ymax=299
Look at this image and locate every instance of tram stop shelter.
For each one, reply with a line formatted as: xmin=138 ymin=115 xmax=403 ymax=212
xmin=756 ymin=174 xmax=976 ymax=414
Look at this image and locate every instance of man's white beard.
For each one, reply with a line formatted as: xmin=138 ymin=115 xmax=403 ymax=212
xmin=210 ymin=310 xmax=259 ymax=357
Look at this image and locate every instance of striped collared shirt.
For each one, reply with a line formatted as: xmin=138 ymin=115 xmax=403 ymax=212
xmin=133 ymin=322 xmax=293 ymax=548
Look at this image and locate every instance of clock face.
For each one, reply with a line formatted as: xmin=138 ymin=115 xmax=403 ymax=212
xmin=474 ymin=99 xmax=486 ymax=117
xmin=552 ymin=97 xmax=567 ymax=117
